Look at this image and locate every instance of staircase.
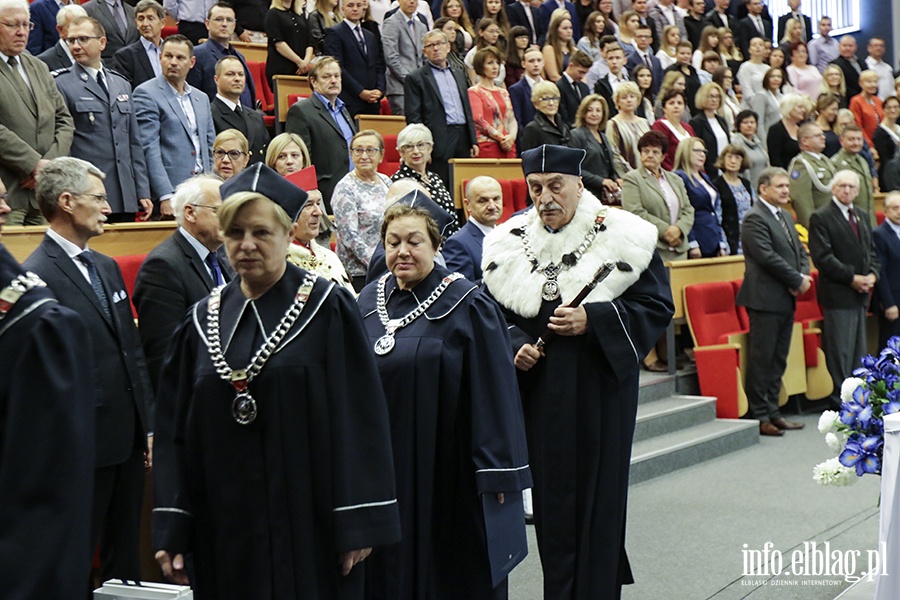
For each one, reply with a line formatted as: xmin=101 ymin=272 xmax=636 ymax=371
xmin=630 ymin=368 xmax=759 ymax=484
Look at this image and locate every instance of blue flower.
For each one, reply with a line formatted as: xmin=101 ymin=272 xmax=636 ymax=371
xmin=841 ymin=387 xmax=871 ymax=428
xmin=887 ymin=336 xmax=900 ymax=357
xmin=839 ymin=435 xmax=883 ymax=476
xmin=886 ymin=389 xmax=900 ymax=416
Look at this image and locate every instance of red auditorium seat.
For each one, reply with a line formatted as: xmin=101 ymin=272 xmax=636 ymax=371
xmin=379 ymin=98 xmax=391 ymax=115
xmin=113 ymin=254 xmax=146 ymax=319
xmin=161 ymin=25 xmax=178 ymax=39
xmin=246 ymin=61 xmax=276 ymax=128
xmin=461 ymin=178 xmax=519 ymax=224
xmin=379 ymin=134 xmax=401 ymax=176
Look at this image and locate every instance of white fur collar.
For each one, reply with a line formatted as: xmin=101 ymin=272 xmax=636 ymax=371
xmin=482 ymin=192 xmax=657 ymax=318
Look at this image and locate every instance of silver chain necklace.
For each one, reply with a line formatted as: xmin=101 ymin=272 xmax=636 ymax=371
xmin=0 ymin=272 xmax=47 ymax=321
xmin=205 ymin=273 xmax=316 ymax=425
xmin=374 ymin=272 xmax=464 ymax=355
xmin=514 ymin=212 xmax=607 ymax=301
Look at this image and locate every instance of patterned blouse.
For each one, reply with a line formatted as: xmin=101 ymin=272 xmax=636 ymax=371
xmin=390 ymin=163 xmax=460 ymax=235
xmin=728 ymin=180 xmax=753 ymax=254
xmin=331 ymin=171 xmax=392 ymax=277
xmin=606 ymin=115 xmax=650 ymax=174
xmin=468 ymin=86 xmax=516 ymax=145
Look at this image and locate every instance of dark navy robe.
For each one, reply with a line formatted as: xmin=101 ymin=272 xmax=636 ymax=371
xmin=490 ymin=252 xmax=673 ymax=600
xmin=153 ymin=263 xmax=401 ymax=600
xmin=0 ymin=244 xmax=95 ymax=597
xmin=358 ymin=265 xmax=532 ymax=600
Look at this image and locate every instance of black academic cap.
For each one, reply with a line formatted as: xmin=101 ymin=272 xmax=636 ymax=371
xmin=521 ymin=144 xmax=586 ymax=177
xmin=220 ymin=163 xmax=308 ymax=221
xmin=391 ymin=189 xmax=456 ymax=238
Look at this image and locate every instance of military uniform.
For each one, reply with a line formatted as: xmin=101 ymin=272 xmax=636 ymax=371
xmin=788 ymin=151 xmax=836 ymax=228
xmin=832 ymin=148 xmax=877 ymax=227
xmin=53 ymin=63 xmax=150 ymax=216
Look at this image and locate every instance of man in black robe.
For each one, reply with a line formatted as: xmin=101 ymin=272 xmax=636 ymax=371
xmin=153 ymin=164 xmax=401 ymax=599
xmin=0 ymin=186 xmax=96 ymax=597
xmin=482 ymin=145 xmax=675 ymax=599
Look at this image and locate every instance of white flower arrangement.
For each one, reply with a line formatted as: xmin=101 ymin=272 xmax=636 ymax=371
xmin=813 ymin=457 xmax=858 ymax=487
xmin=818 ymin=410 xmax=841 ymax=434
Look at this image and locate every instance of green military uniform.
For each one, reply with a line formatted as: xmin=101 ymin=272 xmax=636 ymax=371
xmin=788 ymin=151 xmax=837 ymax=228
xmin=832 ymin=149 xmax=876 ymax=227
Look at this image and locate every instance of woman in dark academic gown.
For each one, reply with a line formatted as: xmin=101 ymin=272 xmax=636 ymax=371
xmin=152 ymin=165 xmax=401 ymax=600
xmin=358 ymin=202 xmax=532 ymax=600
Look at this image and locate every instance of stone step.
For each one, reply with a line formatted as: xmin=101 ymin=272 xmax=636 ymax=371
xmin=633 ymin=395 xmax=717 ymax=444
xmin=630 ymin=419 xmax=759 ymax=485
xmin=638 ymin=366 xmax=700 ymax=404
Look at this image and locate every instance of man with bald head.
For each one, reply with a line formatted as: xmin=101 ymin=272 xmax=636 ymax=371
xmin=482 ymin=144 xmax=673 ymax=599
xmin=442 ymin=176 xmax=503 ymax=282
xmin=831 ymin=35 xmax=867 ymax=98
xmin=809 ymin=169 xmax=879 ymax=409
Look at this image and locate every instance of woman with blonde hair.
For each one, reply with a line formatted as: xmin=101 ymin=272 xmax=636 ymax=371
xmin=542 ymin=10 xmax=578 ymax=81
xmin=690 ymin=82 xmax=731 ymax=176
xmin=656 ymin=24 xmax=679 ymax=70
xmin=264 ymin=0 xmax=314 ymax=83
xmin=819 ymin=64 xmax=848 ymax=108
xmin=570 ymin=94 xmax=622 ymax=202
xmin=441 ymin=0 xmax=475 ymax=49
xmin=850 ymin=70 xmax=885 ymax=149
xmin=307 ymin=0 xmax=341 ymax=54
xmin=520 ymin=80 xmax=571 ymax=150
xmin=213 ymin=129 xmax=250 ymax=180
xmin=674 ymin=137 xmax=729 ymax=258
xmin=692 ymin=25 xmax=719 ymax=70
xmin=718 ymin=27 xmax=742 ymax=72
xmin=778 ymin=17 xmax=802 ymax=64
xmin=606 ymin=81 xmax=651 ymax=173
xmin=767 ymin=92 xmax=812 ymax=168
xmin=266 ymin=132 xmax=332 ymax=238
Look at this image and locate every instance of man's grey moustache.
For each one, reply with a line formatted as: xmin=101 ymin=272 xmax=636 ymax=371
xmin=539 ymin=202 xmax=563 ymax=212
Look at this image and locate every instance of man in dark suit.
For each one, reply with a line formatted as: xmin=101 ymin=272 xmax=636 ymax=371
xmin=405 ymin=29 xmax=478 ymax=187
xmin=509 ymin=46 xmax=544 ymax=152
xmin=22 ymin=157 xmax=153 ymax=585
xmin=736 ymin=167 xmax=811 ymax=436
xmin=873 ymin=192 xmax=900 ymax=349
xmin=285 ymin=56 xmax=357 ymax=211
xmin=0 ymin=0 xmax=74 ymax=226
xmin=831 ymin=35 xmax=867 ymax=99
xmin=594 ymin=44 xmax=629 ymax=118
xmin=507 ymin=0 xmax=544 ymax=47
xmin=442 ymin=176 xmax=502 ymax=282
xmin=809 ymin=169 xmax=879 ymax=408
xmin=776 ymin=0 xmax=812 ymax=43
xmin=556 ymin=50 xmax=591 ymax=128
xmin=736 ymin=0 xmax=772 ymax=58
xmin=27 ymin=0 xmax=64 ymax=55
xmin=111 ymin=0 xmax=164 ymax=87
xmin=186 ymin=2 xmax=256 ymax=108
xmin=54 ymin=16 xmax=152 ymax=222
xmin=323 ymin=0 xmax=385 ymax=118
xmin=211 ymin=56 xmax=269 ymax=163
xmin=36 ymin=4 xmax=85 ymax=72
xmin=705 ymin=0 xmax=733 ymax=30
xmin=133 ymin=174 xmax=229 ymax=387
xmin=82 ymin=0 xmax=139 ymax=62
xmin=684 ymin=0 xmax=708 ymax=49
xmin=625 ymin=24 xmax=663 ymax=94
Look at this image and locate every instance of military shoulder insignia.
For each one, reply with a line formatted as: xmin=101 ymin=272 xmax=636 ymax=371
xmin=50 ymin=67 xmax=70 ymax=77
xmin=791 ymin=170 xmax=801 ymax=180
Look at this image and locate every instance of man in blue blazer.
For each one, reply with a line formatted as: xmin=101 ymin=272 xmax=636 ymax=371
xmin=26 ymin=0 xmax=64 ymax=55
xmin=442 ymin=176 xmax=503 ymax=282
xmin=625 ymin=24 xmax=663 ymax=94
xmin=134 ymin=35 xmax=215 ymax=218
xmin=323 ymin=0 xmax=385 ymax=118
xmin=507 ymin=0 xmax=544 ymax=46
xmin=873 ymin=192 xmax=900 ymax=349
xmin=509 ymin=47 xmax=544 ymax=154
xmin=185 ymin=3 xmax=256 ymax=108
xmin=538 ymin=0 xmax=580 ymax=41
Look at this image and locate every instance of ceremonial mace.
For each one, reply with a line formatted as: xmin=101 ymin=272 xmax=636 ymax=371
xmin=534 ymin=259 xmax=632 ymax=350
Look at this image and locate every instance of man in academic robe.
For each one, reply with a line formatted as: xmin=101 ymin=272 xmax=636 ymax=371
xmin=0 ymin=187 xmax=95 ymax=599
xmin=482 ymin=144 xmax=674 ymax=599
xmin=22 ymin=157 xmax=153 ymax=585
xmin=152 ymin=164 xmax=401 ymax=598
xmin=133 ymin=174 xmax=229 ymax=389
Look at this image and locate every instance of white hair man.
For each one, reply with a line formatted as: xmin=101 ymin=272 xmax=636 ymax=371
xmin=482 ymin=144 xmax=674 ymax=599
xmin=808 ymin=169 xmax=879 ymax=409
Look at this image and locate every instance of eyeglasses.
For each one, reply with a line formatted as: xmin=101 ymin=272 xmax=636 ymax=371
xmin=213 ymin=149 xmax=247 ymax=160
xmin=423 ymin=41 xmax=448 ymax=50
xmin=692 ymin=148 xmax=708 ymax=154
xmin=0 ymin=21 xmax=34 ymax=31
xmin=64 ymin=36 xmax=102 ymax=46
xmin=351 ymin=147 xmax=383 ymax=156
xmin=190 ymin=203 xmax=219 ymax=212
xmin=76 ymin=193 xmax=109 ymax=204
xmin=540 ymin=96 xmax=561 ymax=103
xmin=210 ymin=16 xmax=236 ymax=23
xmin=400 ymin=142 xmax=432 ymax=152
xmin=0 ymin=192 xmax=8 ymax=202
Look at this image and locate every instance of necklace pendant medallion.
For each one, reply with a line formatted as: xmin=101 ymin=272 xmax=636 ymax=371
xmin=542 ymin=279 xmax=561 ymax=301
xmin=233 ymin=390 xmax=258 ymax=425
xmin=374 ymin=334 xmax=396 ymax=355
